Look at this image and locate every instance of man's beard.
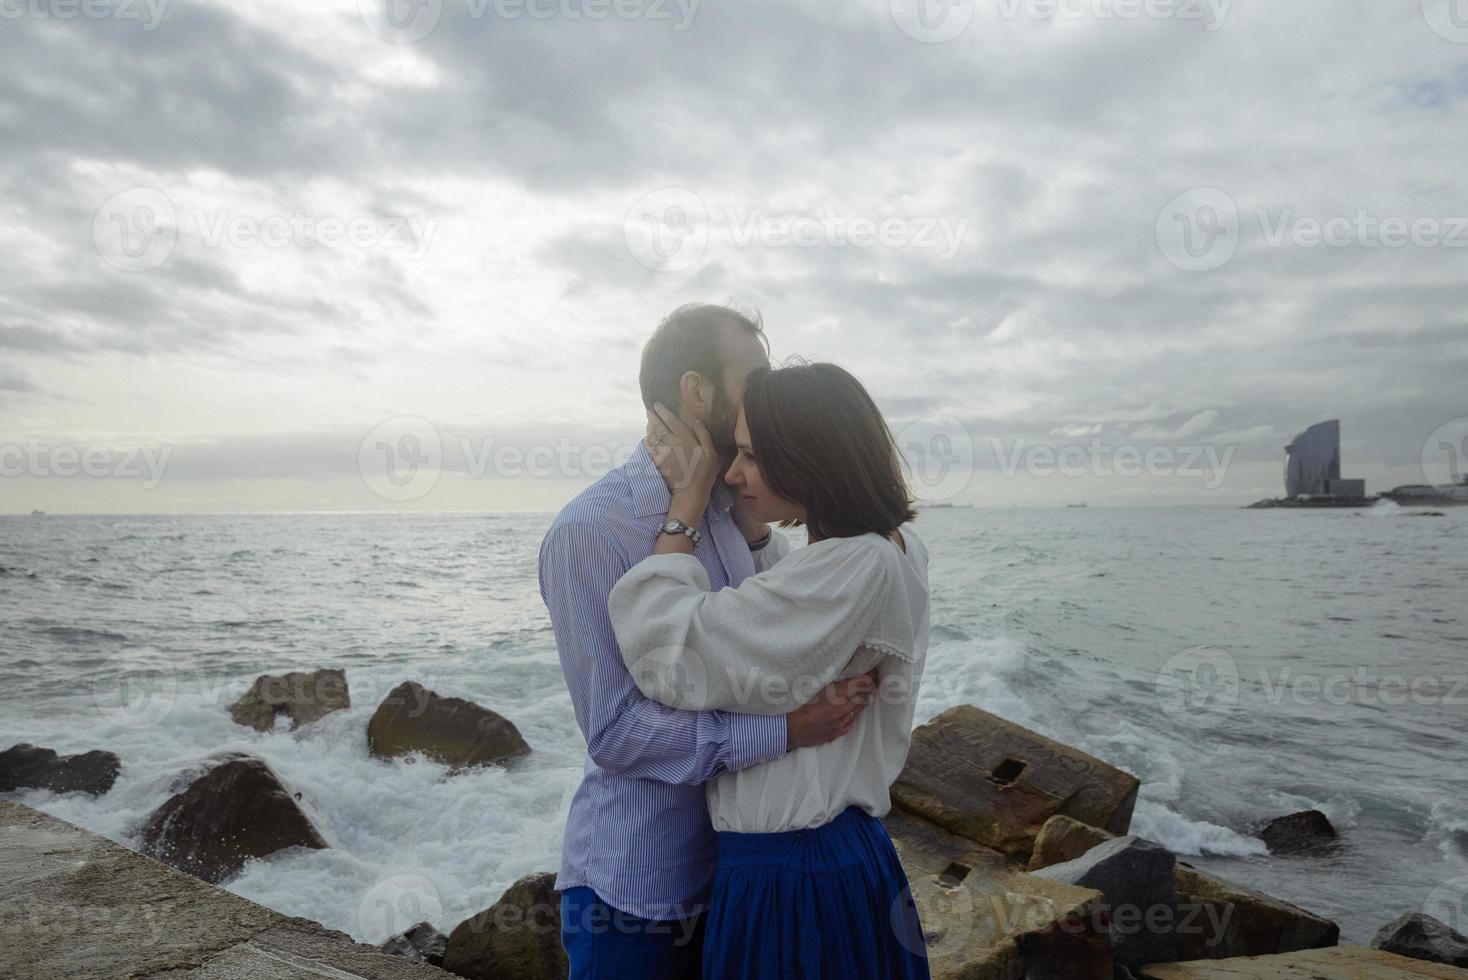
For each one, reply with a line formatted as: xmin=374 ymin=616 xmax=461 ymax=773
xmin=707 ymin=390 xmax=739 ymax=460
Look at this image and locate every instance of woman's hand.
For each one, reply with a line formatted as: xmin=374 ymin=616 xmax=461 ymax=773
xmin=646 ymin=402 xmax=720 ymax=509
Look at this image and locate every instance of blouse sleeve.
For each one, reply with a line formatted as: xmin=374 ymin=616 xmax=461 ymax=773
xmin=608 ymin=537 xmax=914 ymax=715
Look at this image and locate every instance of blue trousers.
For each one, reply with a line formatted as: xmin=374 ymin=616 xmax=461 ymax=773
xmin=560 ymin=886 xmax=705 ymax=979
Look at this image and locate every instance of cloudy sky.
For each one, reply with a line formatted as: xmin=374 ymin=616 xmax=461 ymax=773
xmin=1 ymin=0 xmax=1465 ymax=513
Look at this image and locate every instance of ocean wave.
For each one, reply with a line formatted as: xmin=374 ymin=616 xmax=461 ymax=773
xmin=1130 ymin=800 xmax=1269 ymax=858
xmin=1429 ymin=801 xmax=1468 ymax=861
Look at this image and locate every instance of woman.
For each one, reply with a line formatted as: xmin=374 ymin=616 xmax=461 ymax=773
xmin=608 ymin=362 xmax=932 ymax=979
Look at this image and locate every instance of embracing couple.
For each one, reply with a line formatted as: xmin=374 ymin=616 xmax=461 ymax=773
xmin=538 ymin=303 xmax=932 ymax=979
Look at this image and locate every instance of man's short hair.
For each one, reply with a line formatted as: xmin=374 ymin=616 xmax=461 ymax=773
xmin=638 ymin=303 xmax=768 ymax=410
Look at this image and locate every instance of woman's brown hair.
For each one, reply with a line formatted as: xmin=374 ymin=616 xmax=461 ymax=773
xmin=741 ymin=361 xmax=916 ymax=541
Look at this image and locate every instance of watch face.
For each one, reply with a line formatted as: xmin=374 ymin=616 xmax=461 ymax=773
xmin=662 ymin=520 xmax=681 ymax=533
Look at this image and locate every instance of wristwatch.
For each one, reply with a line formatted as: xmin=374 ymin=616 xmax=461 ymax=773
xmin=659 ymin=518 xmax=702 ymax=547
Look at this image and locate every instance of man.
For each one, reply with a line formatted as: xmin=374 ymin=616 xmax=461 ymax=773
xmin=539 ymin=304 xmax=875 ymax=978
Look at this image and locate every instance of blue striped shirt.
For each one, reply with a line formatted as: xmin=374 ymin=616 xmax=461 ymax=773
xmin=538 ymin=442 xmax=788 ymax=921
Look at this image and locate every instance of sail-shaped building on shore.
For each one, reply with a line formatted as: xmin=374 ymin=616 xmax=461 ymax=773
xmin=1284 ymin=420 xmax=1342 ymax=498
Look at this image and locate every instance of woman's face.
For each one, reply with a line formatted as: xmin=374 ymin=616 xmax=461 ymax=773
xmin=724 ymin=408 xmax=806 ymax=525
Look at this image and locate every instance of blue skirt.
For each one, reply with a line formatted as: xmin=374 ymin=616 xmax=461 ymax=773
xmin=701 ymin=806 xmax=932 ymax=980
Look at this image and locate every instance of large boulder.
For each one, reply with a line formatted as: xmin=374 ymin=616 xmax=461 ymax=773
xmin=0 ymin=743 xmax=120 ymax=796
xmin=1259 ymin=810 xmax=1338 ymax=855
xmin=367 ymin=682 xmax=529 ymax=770
xmin=1030 ymin=813 xmax=1114 ymax=871
xmin=139 ymin=755 xmax=328 ymax=883
xmin=1032 ymin=836 xmax=1179 ymax=972
xmin=229 ymin=668 xmax=351 ymax=732
xmin=1372 ymin=913 xmax=1468 ymax=968
xmin=443 ymin=872 xmax=566 ymax=980
xmin=1141 ymin=945 xmax=1468 ymax=978
xmin=1172 ymin=863 xmax=1338 ymax=960
xmin=380 ymin=921 xmax=448 ymax=967
xmin=891 ymin=705 xmax=1140 ymax=861
xmin=1028 ymin=815 xmax=1339 ymax=960
xmin=885 ymin=809 xmax=1114 ymax=979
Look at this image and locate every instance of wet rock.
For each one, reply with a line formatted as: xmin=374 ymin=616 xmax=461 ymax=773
xmin=140 ymin=756 xmax=328 ymax=883
xmin=885 ymin=809 xmax=1114 ymax=980
xmin=1033 ymin=836 xmax=1180 ymax=972
xmin=891 ymin=705 xmax=1140 ymax=861
xmin=229 ymin=668 xmax=351 ymax=732
xmin=1172 ymin=863 xmax=1339 ymax=960
xmin=1030 ymin=813 xmax=1114 ymax=871
xmin=443 ymin=872 xmax=566 ymax=980
xmin=1371 ymin=912 xmax=1468 ymax=968
xmin=0 ymin=743 xmax=121 ymax=796
xmin=1259 ymin=810 xmax=1338 ymax=855
xmin=380 ymin=921 xmax=448 ymax=967
xmin=1029 ymin=815 xmax=1339 ymax=960
xmin=367 ymin=681 xmax=529 ymax=770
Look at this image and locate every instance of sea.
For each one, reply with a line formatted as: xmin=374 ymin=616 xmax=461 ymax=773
xmin=1 ymin=506 xmax=1464 ymax=947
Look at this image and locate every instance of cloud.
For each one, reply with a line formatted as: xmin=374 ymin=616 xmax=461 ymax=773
xmin=1 ymin=0 xmax=1465 ymax=508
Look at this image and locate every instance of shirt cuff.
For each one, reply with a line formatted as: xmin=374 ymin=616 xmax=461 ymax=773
xmin=726 ymin=712 xmax=787 ymax=770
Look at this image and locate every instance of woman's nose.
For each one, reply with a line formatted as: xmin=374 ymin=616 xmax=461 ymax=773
xmin=725 ymin=460 xmax=742 ymax=485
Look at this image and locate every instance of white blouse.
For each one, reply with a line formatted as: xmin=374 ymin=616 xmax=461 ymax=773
xmin=608 ymin=524 xmax=931 ymax=833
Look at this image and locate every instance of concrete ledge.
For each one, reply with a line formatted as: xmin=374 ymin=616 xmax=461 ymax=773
xmin=0 ymin=800 xmax=453 ymax=980
xmin=1140 ymin=945 xmax=1468 ymax=979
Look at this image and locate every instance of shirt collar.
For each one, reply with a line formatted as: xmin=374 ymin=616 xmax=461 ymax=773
xmin=627 ymin=440 xmax=733 ymax=521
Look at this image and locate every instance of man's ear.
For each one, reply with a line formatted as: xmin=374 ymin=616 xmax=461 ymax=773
xmin=678 ymin=370 xmax=712 ymax=419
